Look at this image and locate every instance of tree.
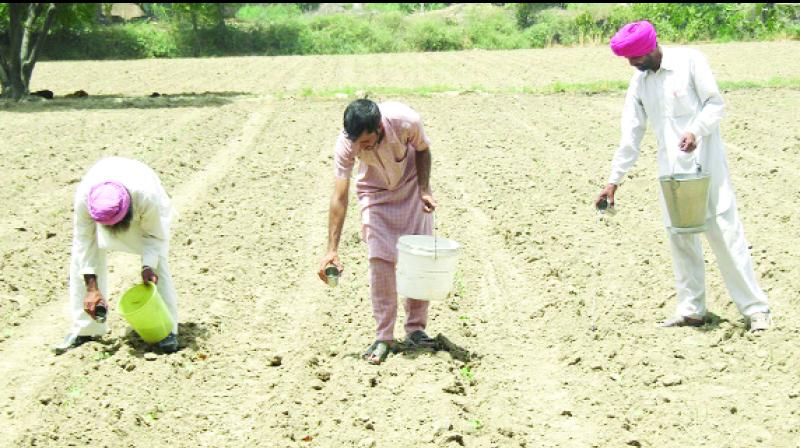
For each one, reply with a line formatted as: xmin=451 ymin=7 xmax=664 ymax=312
xmin=0 ymin=3 xmax=57 ymax=99
xmin=170 ymin=3 xmax=231 ymax=57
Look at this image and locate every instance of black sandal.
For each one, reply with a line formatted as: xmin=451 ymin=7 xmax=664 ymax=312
xmin=406 ymin=330 xmax=437 ymax=349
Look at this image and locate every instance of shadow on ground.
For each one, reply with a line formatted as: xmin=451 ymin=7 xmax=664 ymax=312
xmin=0 ymin=92 xmax=250 ymax=113
xmin=695 ymin=312 xmax=733 ymax=333
xmin=122 ymin=321 xmax=209 ymax=355
xmin=395 ymin=333 xmax=474 ymax=363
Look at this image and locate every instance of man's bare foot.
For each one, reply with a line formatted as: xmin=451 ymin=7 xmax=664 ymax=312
xmin=658 ymin=316 xmax=705 ymax=328
xmin=363 ymin=340 xmax=393 ymax=365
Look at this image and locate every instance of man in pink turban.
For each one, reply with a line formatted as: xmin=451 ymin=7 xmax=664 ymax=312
xmin=610 ymin=20 xmax=658 ymax=59
xmin=53 ymin=157 xmax=180 ymax=354
xmin=594 ymin=21 xmax=771 ymax=331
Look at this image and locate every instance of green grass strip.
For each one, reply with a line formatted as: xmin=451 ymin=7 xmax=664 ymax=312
xmin=292 ymin=76 xmax=800 ymax=98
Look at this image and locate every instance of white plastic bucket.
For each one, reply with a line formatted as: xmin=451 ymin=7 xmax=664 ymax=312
xmin=396 ymin=235 xmax=460 ymax=301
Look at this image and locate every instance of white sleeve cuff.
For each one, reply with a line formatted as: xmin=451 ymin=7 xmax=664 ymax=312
xmin=78 ymin=267 xmax=96 ymax=276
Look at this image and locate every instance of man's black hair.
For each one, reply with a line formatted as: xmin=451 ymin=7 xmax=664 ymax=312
xmin=107 ymin=202 xmax=133 ymax=234
xmin=343 ymin=98 xmax=381 ymax=141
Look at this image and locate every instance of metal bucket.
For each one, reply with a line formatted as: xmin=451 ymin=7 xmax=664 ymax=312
xmin=659 ymin=171 xmax=711 ymax=233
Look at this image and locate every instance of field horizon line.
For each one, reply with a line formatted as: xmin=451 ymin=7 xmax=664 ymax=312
xmin=287 ymin=76 xmax=800 ymax=99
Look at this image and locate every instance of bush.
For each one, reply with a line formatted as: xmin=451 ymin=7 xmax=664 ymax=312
xmin=524 ymin=9 xmax=578 ymax=48
xmin=306 ymin=14 xmax=395 ymax=54
xmin=253 ymin=20 xmax=311 ymax=55
xmin=514 ymin=3 xmax=563 ymax=28
xmin=406 ymin=16 xmax=465 ymax=52
xmin=36 ymin=3 xmax=800 ymax=60
xmin=465 ymin=5 xmax=526 ymax=49
xmin=128 ymin=23 xmax=178 ymax=58
xmin=236 ymin=4 xmax=302 ymax=23
xmin=364 ymin=3 xmax=449 ymax=14
xmin=43 ymin=24 xmax=177 ymax=59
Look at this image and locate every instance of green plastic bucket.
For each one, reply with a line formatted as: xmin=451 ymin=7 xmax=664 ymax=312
xmin=119 ymin=283 xmax=173 ymax=343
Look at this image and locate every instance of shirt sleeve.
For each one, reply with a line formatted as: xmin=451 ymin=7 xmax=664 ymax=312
xmin=72 ymin=191 xmax=100 ymax=276
xmin=407 ymin=111 xmax=431 ymax=151
xmin=333 ymin=131 xmax=356 ymax=179
xmin=138 ymin=192 xmax=168 ymax=270
xmin=686 ymin=51 xmax=725 ymax=138
xmin=608 ymin=78 xmax=648 ymax=185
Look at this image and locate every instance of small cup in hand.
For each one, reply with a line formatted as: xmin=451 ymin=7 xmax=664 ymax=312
xmin=325 ymin=265 xmax=340 ymax=287
xmin=95 ymin=304 xmax=107 ymax=323
xmin=596 ymin=198 xmax=616 ymax=216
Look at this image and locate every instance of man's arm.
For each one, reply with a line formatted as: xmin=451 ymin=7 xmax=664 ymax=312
xmin=415 ymin=148 xmax=431 ymax=193
xmin=138 ymin=193 xmax=168 ymax=283
xmin=318 ymin=178 xmax=349 ymax=282
xmin=415 ymin=149 xmax=437 ymax=213
xmin=608 ymin=81 xmax=647 ymax=186
xmin=73 ymin=194 xmax=100 ymax=276
xmin=597 ymin=79 xmax=647 ymax=207
xmin=73 ymin=194 xmax=105 ymax=317
xmin=686 ymin=51 xmax=725 ymax=139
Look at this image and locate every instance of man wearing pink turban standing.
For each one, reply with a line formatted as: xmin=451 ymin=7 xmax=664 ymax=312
xmin=53 ymin=157 xmax=180 ymax=353
xmin=595 ymin=21 xmax=771 ymax=331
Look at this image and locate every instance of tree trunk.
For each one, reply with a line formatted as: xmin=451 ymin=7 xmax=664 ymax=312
xmin=191 ymin=9 xmax=199 ymax=57
xmin=0 ymin=3 xmax=57 ymax=100
xmin=215 ymin=3 xmax=226 ymax=33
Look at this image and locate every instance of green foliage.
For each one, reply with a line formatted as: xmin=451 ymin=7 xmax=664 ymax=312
xmin=306 ymin=14 xmax=393 ymax=54
xmin=514 ymin=3 xmax=562 ymax=28
xmin=50 ymin=4 xmax=98 ymax=32
xmin=236 ymin=4 xmax=302 ymax=22
xmin=406 ymin=16 xmax=465 ymax=52
xmin=44 ymin=24 xmax=177 ymax=59
xmin=628 ymin=3 xmax=794 ymax=42
xmin=252 ymin=19 xmax=311 ymax=55
xmin=464 ymin=4 xmax=525 ymax=50
xmin=32 ymin=3 xmax=800 ymax=60
xmin=297 ymin=4 xmax=321 ymax=13
xmin=523 ymin=8 xmax=578 ymax=47
xmin=364 ymin=3 xmax=449 ymax=14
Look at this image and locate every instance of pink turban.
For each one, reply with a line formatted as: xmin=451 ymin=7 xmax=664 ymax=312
xmin=610 ymin=20 xmax=657 ymax=58
xmin=88 ymin=181 xmax=130 ymax=225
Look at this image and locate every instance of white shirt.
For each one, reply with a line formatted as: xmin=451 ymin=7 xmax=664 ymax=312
xmin=608 ymin=46 xmax=735 ymax=225
xmin=73 ymin=157 xmax=172 ymax=275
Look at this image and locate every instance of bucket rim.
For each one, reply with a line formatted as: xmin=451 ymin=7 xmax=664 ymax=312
xmin=658 ymin=171 xmax=710 ymax=181
xmin=396 ymin=234 xmax=460 ymax=254
xmin=119 ymin=283 xmax=158 ymax=317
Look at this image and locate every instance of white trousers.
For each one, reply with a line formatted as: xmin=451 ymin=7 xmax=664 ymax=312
xmin=667 ymin=204 xmax=769 ymax=319
xmin=69 ymin=251 xmax=179 ymax=337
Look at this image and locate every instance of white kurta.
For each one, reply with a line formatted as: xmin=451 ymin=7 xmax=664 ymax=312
xmin=607 ymin=46 xmax=769 ymax=319
xmin=68 ymin=157 xmax=179 ymax=336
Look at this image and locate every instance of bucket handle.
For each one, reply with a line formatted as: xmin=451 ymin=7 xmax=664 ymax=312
xmin=669 ymin=138 xmax=703 ymax=191
xmin=432 ymin=211 xmax=437 ymax=260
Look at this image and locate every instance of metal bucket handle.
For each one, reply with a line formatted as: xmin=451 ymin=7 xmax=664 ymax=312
xmin=432 ymin=211 xmax=437 ymax=260
xmin=669 ymin=140 xmax=703 ymax=191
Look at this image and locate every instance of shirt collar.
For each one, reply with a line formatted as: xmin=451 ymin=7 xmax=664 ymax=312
xmin=659 ymin=46 xmax=677 ymax=71
xmin=380 ymin=110 xmax=400 ymax=146
xmin=642 ymin=46 xmax=674 ymax=78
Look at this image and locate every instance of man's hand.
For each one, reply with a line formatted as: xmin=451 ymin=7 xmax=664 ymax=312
xmin=595 ymin=183 xmax=618 ymax=209
xmin=84 ymin=289 xmax=106 ymax=320
xmin=142 ymin=266 xmax=158 ymax=285
xmin=420 ymin=190 xmax=438 ymax=213
xmin=318 ymin=252 xmax=343 ymax=284
xmin=679 ymin=131 xmax=697 ymax=152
